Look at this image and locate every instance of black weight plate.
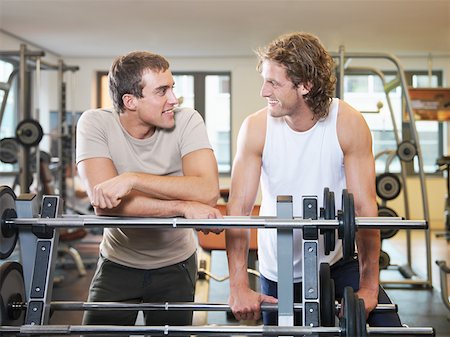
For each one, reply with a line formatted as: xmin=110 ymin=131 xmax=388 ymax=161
xmin=397 ymin=141 xmax=416 ymax=162
xmin=376 ymin=173 xmax=401 ymax=201
xmin=319 ymin=263 xmax=335 ymax=327
xmin=15 ymin=118 xmax=44 ymax=147
xmin=0 ymin=261 xmax=25 ymax=325
xmin=342 ymin=190 xmax=356 ymax=260
xmin=378 ymin=206 xmax=399 ymax=239
xmin=0 ymin=186 xmax=18 ymax=259
xmin=356 ymin=298 xmax=368 ymax=337
xmin=322 ymin=188 xmax=336 ymax=255
xmin=0 ymin=138 xmax=19 ymax=164
xmin=379 ymin=250 xmax=391 ymax=270
xmin=341 ymin=287 xmax=356 ymax=337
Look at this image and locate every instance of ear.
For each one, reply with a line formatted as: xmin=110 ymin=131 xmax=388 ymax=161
xmin=298 ymin=82 xmax=312 ymax=95
xmin=122 ymin=94 xmax=137 ymax=111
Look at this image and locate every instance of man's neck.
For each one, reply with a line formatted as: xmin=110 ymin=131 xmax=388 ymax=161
xmin=284 ymin=107 xmax=317 ymax=132
xmin=119 ymin=112 xmax=156 ymax=139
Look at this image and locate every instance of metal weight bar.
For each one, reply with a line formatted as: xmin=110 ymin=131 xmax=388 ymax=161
xmin=0 ymin=185 xmax=428 ymax=262
xmin=0 ymin=324 xmax=435 ymax=336
xmin=4 ymin=300 xmax=397 ymax=318
xmin=4 ymin=211 xmax=427 ymax=229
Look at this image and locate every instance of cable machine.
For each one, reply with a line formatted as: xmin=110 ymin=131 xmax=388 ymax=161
xmin=331 ymin=47 xmax=432 ymax=288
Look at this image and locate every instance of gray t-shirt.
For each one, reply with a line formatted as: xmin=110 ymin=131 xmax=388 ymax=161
xmin=76 ymin=107 xmax=212 ymax=269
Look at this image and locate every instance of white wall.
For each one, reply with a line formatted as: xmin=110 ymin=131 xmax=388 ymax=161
xmin=2 ymin=31 xmax=450 ymax=227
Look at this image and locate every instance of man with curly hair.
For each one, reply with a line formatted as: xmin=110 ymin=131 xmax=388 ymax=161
xmin=225 ymin=32 xmax=401 ymax=327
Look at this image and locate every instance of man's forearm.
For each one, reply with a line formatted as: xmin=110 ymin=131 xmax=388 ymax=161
xmin=356 ymin=229 xmax=381 ymax=291
xmin=226 ymin=228 xmax=251 ymax=289
xmin=94 ymin=190 xmax=187 ymax=217
xmin=126 ymin=172 xmax=219 ymax=206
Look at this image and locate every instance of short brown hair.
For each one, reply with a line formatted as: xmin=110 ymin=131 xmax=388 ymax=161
xmin=256 ymin=32 xmax=336 ymax=119
xmin=108 ymin=51 xmax=170 ymax=113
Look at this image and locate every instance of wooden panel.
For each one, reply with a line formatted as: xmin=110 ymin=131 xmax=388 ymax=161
xmin=197 ymin=205 xmax=259 ymax=251
xmin=407 ymin=88 xmax=450 ymax=121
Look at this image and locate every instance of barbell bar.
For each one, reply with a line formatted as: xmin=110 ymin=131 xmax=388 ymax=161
xmin=4 ymin=214 xmax=426 ymax=229
xmin=0 ymin=323 xmax=435 ymax=336
xmin=0 ymin=185 xmax=428 ymax=262
xmin=8 ymin=300 xmax=396 ymax=313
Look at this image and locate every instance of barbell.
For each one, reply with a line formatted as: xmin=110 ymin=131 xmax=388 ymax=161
xmin=3 ymin=260 xmax=397 ymax=328
xmin=0 ymin=260 xmax=405 ymax=336
xmin=0 ymin=186 xmax=427 ymax=262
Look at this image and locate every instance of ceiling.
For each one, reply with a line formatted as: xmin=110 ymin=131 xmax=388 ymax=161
xmin=0 ymin=0 xmax=449 ymax=59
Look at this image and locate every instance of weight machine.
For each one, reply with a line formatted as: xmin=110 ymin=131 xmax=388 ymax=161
xmin=0 ymin=44 xmax=79 ymax=203
xmin=331 ymin=47 xmax=432 ymax=288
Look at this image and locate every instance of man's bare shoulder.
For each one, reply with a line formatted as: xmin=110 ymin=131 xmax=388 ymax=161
xmin=244 ymin=107 xmax=268 ymax=129
xmin=337 ymin=100 xmax=368 ymax=129
xmin=237 ymin=107 xmax=268 ymax=154
xmin=337 ymin=100 xmax=372 ymax=151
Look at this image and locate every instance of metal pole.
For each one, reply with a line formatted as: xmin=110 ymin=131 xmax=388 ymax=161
xmin=18 ymin=44 xmax=31 ymax=193
xmin=338 ymin=45 xmax=345 ymax=99
xmin=42 ymin=301 xmax=396 ymax=312
xmin=276 ymin=196 xmax=294 ymax=327
xmin=8 ymin=215 xmax=428 ymax=229
xmin=0 ymin=324 xmax=435 ymax=336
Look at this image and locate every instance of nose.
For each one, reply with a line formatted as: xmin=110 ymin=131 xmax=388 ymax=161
xmin=168 ymin=89 xmax=178 ymax=105
xmin=260 ymin=82 xmax=271 ymax=98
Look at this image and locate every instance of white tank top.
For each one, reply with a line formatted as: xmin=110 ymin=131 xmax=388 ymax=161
xmin=258 ymin=98 xmax=346 ymax=282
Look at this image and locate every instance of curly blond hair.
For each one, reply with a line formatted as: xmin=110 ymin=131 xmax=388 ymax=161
xmin=256 ymin=32 xmax=336 ymax=119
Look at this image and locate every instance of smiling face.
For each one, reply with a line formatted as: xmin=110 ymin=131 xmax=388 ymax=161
xmin=259 ymin=59 xmax=310 ymax=118
xmin=132 ymin=68 xmax=179 ymax=130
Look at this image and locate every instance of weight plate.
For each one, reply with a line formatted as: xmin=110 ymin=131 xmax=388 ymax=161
xmin=356 ymin=298 xmax=368 ymax=337
xmin=379 ymin=250 xmax=391 ymax=270
xmin=378 ymin=206 xmax=399 ymax=239
xmin=15 ymin=118 xmax=44 ymax=147
xmin=397 ymin=141 xmax=417 ymax=162
xmin=341 ymin=287 xmax=356 ymax=337
xmin=319 ymin=263 xmax=335 ymax=327
xmin=342 ymin=190 xmax=356 ymax=260
xmin=0 ymin=138 xmax=19 ymax=164
xmin=0 ymin=261 xmax=25 ymax=325
xmin=376 ymin=173 xmax=402 ymax=201
xmin=323 ymin=188 xmax=336 ymax=255
xmin=0 ymin=186 xmax=18 ymax=259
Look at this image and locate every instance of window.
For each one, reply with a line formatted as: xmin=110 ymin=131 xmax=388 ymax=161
xmin=173 ymin=73 xmax=231 ymax=174
xmin=96 ymin=71 xmax=232 ymax=174
xmin=0 ymin=60 xmax=16 ymax=137
xmin=343 ymin=70 xmax=443 ymax=174
xmin=0 ymin=60 xmax=17 ymax=172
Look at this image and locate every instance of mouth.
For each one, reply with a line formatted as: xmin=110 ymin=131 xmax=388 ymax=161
xmin=162 ymin=108 xmax=174 ymax=116
xmin=267 ymin=99 xmax=279 ymax=106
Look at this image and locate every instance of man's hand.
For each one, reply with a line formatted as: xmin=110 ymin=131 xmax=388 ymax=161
xmin=356 ymin=286 xmax=379 ymax=318
xmin=182 ymin=201 xmax=223 ymax=234
xmin=228 ymin=286 xmax=277 ymax=321
xmin=91 ymin=173 xmax=135 ymax=209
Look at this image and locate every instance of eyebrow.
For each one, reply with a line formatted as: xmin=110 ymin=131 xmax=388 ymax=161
xmin=153 ymin=83 xmax=173 ymax=94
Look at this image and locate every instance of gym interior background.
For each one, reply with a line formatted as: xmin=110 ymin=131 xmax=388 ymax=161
xmin=0 ymin=0 xmax=449 ymax=336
